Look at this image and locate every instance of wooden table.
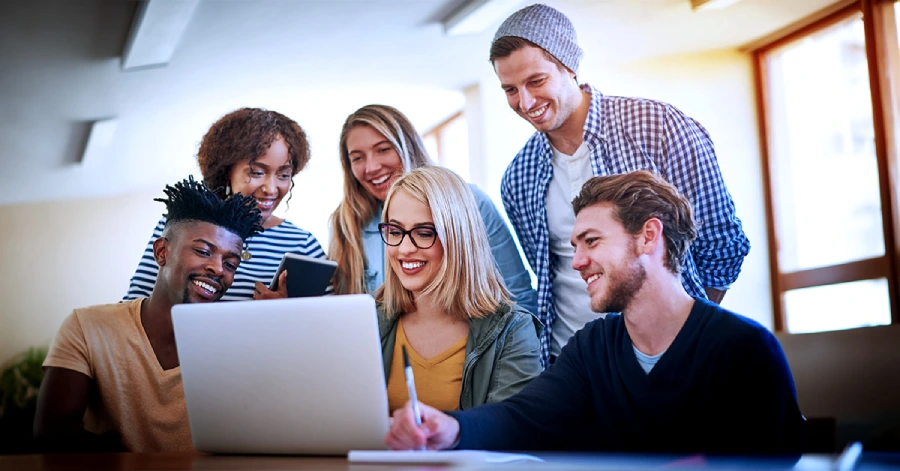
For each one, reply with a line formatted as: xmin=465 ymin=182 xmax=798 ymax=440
xmin=3 ymin=451 xmax=878 ymax=471
xmin=0 ymin=452 xmax=439 ymax=471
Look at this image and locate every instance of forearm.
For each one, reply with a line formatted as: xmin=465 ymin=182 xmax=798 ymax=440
xmin=450 ymin=401 xmax=548 ymax=450
xmin=452 ymin=342 xmax=592 ymax=450
xmin=665 ymin=110 xmax=750 ymax=288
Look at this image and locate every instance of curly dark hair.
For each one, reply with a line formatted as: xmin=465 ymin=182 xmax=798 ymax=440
xmin=156 ymin=176 xmax=264 ymax=241
xmin=198 ymin=108 xmax=311 ymax=202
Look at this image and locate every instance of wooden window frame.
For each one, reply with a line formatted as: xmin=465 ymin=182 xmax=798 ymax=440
xmin=751 ymin=0 xmax=900 ymax=331
xmin=423 ymin=110 xmax=464 ymax=166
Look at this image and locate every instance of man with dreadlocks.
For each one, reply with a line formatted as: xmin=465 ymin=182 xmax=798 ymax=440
xmin=34 ymin=177 xmax=263 ymax=452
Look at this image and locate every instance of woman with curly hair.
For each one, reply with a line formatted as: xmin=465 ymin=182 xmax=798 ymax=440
xmin=124 ymin=108 xmax=326 ymax=301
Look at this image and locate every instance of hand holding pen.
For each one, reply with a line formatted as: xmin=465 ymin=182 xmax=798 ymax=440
xmin=384 ymin=346 xmax=461 ymax=451
xmin=402 ymin=346 xmax=426 ymax=451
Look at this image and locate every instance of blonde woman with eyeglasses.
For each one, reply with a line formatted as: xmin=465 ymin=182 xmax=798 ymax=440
xmin=376 ymin=166 xmax=542 ymax=414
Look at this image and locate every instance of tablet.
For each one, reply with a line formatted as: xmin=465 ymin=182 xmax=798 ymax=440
xmin=269 ymin=253 xmax=337 ymax=297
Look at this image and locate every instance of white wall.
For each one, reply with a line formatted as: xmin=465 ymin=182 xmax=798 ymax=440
xmin=466 ymin=49 xmax=773 ymax=328
xmin=0 ymin=192 xmax=160 ymax=363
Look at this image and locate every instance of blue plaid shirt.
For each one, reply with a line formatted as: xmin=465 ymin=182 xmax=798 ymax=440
xmin=500 ymin=85 xmax=751 ymax=366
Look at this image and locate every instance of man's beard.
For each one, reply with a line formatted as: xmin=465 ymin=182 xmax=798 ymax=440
xmin=592 ymin=253 xmax=646 ymax=314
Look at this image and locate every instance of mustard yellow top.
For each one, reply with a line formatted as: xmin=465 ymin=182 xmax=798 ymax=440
xmin=386 ymin=320 xmax=467 ymax=413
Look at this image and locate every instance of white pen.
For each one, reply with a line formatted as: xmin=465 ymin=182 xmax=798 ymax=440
xmin=834 ymin=441 xmax=863 ymax=471
xmin=401 ymin=346 xmax=426 ymax=451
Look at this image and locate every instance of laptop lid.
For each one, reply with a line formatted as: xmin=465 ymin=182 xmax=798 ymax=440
xmin=172 ymin=294 xmax=389 ymax=455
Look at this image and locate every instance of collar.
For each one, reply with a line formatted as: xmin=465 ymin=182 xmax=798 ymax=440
xmin=581 ymin=83 xmax=606 ymax=145
xmin=363 ymin=203 xmax=384 ymax=233
xmin=533 ymin=83 xmax=605 ymax=160
xmin=378 ymin=303 xmax=515 ymax=346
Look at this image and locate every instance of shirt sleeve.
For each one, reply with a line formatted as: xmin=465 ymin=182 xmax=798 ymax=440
xmin=43 ymin=311 xmax=93 ymax=378
xmin=302 ymin=231 xmax=327 ymax=259
xmin=471 ymin=184 xmax=538 ymax=317
xmin=122 ymin=217 xmax=166 ymax=301
xmin=708 ymin=328 xmax=806 ymax=454
xmin=449 ymin=324 xmax=596 ymax=451
xmin=662 ymin=107 xmax=751 ymax=288
xmin=500 ymin=172 xmax=538 ymax=278
xmin=484 ymin=311 xmax=543 ymax=404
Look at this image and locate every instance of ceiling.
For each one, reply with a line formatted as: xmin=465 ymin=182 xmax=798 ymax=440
xmin=0 ymin=0 xmax=840 ymax=206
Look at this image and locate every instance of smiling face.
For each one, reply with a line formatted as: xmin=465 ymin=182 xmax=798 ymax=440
xmin=384 ymin=190 xmax=444 ymax=298
xmin=346 ymin=125 xmax=405 ymax=202
xmin=228 ymin=135 xmax=293 ymax=224
xmin=571 ymin=203 xmax=647 ymax=313
xmin=494 ymin=45 xmax=581 ymax=135
xmin=155 ymin=221 xmax=243 ymax=305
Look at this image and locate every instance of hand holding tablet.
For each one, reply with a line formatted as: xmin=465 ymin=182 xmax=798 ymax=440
xmin=269 ymin=253 xmax=337 ymax=298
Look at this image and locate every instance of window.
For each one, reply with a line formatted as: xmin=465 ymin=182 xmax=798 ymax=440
xmin=422 ymin=111 xmax=470 ymax=181
xmin=754 ymin=0 xmax=900 ymax=333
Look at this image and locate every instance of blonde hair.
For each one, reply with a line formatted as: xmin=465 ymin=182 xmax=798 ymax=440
xmin=328 ymin=105 xmax=434 ymax=294
xmin=376 ymin=167 xmax=511 ymax=320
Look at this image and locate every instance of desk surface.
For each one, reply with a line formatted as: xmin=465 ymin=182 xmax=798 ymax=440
xmin=2 ymin=451 xmax=897 ymax=471
xmin=1 ymin=452 xmax=391 ymax=471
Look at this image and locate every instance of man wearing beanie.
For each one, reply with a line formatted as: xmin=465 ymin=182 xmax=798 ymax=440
xmin=489 ymin=3 xmax=750 ymax=367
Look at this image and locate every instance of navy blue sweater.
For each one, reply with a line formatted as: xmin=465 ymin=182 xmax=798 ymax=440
xmin=449 ymin=298 xmax=805 ymax=454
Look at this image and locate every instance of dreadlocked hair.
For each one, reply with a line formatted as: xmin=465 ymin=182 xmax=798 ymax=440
xmin=155 ymin=176 xmax=264 ymax=241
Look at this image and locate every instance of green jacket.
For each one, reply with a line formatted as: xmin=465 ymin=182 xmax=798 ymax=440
xmin=378 ymin=302 xmax=543 ymax=410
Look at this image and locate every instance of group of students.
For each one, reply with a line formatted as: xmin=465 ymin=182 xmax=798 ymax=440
xmin=33 ymin=3 xmax=805 ymax=457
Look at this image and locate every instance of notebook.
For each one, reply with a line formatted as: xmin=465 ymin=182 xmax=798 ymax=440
xmin=348 ymin=450 xmax=543 ymax=465
xmin=172 ymin=294 xmax=389 ymax=455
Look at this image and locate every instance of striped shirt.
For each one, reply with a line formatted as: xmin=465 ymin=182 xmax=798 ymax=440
xmin=123 ymin=216 xmax=326 ymax=301
xmin=501 ymin=84 xmax=751 ymax=366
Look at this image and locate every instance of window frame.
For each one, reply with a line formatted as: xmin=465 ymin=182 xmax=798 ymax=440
xmin=423 ymin=110 xmax=464 ymax=166
xmin=751 ymin=0 xmax=900 ymax=331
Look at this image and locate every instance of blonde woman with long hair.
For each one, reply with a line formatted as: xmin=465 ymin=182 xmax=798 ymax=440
xmin=376 ymin=167 xmax=541 ymax=413
xmin=327 ymin=105 xmax=537 ymax=317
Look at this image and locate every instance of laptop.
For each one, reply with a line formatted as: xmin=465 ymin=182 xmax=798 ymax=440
xmin=171 ymin=294 xmax=390 ymax=455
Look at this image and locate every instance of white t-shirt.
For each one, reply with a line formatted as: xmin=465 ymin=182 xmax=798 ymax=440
xmin=546 ymin=142 xmax=605 ymax=356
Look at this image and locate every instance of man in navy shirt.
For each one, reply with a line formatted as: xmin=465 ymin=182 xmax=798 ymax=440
xmin=385 ymin=171 xmax=804 ymax=455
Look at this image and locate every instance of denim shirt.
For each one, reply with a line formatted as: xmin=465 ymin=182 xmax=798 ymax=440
xmin=362 ymin=210 xmax=385 ymax=293
xmin=363 ymin=183 xmax=538 ymax=317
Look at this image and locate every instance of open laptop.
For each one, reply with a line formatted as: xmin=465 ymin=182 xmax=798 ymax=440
xmin=171 ymin=294 xmax=389 ymax=455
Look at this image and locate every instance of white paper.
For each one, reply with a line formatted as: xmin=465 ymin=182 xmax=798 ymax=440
xmin=348 ymin=450 xmax=544 ymax=465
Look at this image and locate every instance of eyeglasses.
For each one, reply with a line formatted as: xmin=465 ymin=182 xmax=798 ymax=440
xmin=378 ymin=222 xmax=438 ymax=249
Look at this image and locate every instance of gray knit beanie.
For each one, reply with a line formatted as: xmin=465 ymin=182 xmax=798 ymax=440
xmin=492 ymin=3 xmax=583 ymax=74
